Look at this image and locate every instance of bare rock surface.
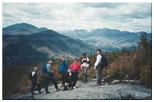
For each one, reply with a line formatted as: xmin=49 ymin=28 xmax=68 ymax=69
xmin=6 ymin=80 xmax=152 ymax=100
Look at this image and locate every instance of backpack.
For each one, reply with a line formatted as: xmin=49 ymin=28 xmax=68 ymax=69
xmin=63 ymin=61 xmax=67 ymax=68
xmin=41 ymin=64 xmax=47 ymax=73
xmin=28 ymin=71 xmax=32 ymax=80
xmin=99 ymin=54 xmax=108 ymax=68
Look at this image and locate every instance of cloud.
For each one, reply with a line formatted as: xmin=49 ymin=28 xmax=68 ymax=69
xmin=80 ymin=3 xmax=126 ymax=8
xmin=2 ymin=3 xmax=152 ymax=33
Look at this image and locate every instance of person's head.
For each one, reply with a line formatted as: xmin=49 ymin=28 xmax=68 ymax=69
xmin=96 ymin=49 xmax=102 ymax=55
xmin=34 ymin=66 xmax=38 ymax=72
xmin=61 ymin=56 xmax=65 ymax=61
xmin=68 ymin=68 xmax=71 ymax=73
xmin=48 ymin=58 xmax=54 ymax=64
xmin=82 ymin=53 xmax=86 ymax=58
xmin=74 ymin=57 xmax=78 ymax=64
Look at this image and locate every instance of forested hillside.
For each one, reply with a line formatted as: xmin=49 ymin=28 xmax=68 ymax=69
xmin=3 ymin=34 xmax=152 ymax=98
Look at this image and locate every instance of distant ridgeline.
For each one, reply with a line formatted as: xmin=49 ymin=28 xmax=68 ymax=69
xmin=3 ymin=23 xmax=151 ymax=67
xmin=3 ymin=23 xmax=95 ymax=67
xmin=60 ymin=28 xmax=152 ymax=51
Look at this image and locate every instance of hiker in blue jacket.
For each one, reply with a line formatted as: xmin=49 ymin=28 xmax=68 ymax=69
xmin=59 ymin=56 xmax=68 ymax=87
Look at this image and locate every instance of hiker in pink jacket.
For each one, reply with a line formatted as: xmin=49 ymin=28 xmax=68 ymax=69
xmin=71 ymin=59 xmax=81 ymax=72
xmin=70 ymin=57 xmax=81 ymax=88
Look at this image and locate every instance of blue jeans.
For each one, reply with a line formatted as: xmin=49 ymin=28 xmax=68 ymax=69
xmin=82 ymin=66 xmax=87 ymax=82
xmin=72 ymin=71 xmax=78 ymax=86
xmin=60 ymin=72 xmax=66 ymax=86
xmin=44 ymin=75 xmax=58 ymax=92
xmin=96 ymin=67 xmax=102 ymax=83
xmin=72 ymin=70 xmax=78 ymax=80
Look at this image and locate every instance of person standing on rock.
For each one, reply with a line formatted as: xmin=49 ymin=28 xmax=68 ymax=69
xmin=93 ymin=49 xmax=103 ymax=86
xmin=70 ymin=57 xmax=81 ymax=88
xmin=44 ymin=59 xmax=61 ymax=94
xmin=59 ymin=56 xmax=68 ymax=87
xmin=29 ymin=66 xmax=41 ymax=96
xmin=81 ymin=53 xmax=90 ymax=83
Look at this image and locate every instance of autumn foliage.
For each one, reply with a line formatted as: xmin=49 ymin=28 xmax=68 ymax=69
xmin=3 ymin=34 xmax=152 ymax=98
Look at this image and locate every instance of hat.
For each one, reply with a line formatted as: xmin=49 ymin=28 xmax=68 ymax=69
xmin=82 ymin=53 xmax=86 ymax=56
xmin=34 ymin=66 xmax=38 ymax=71
xmin=49 ymin=57 xmax=54 ymax=61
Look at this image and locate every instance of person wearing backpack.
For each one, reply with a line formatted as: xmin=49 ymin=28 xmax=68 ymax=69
xmin=44 ymin=59 xmax=61 ymax=94
xmin=93 ymin=49 xmax=108 ymax=86
xmin=59 ymin=56 xmax=68 ymax=87
xmin=29 ymin=66 xmax=41 ymax=96
xmin=81 ymin=53 xmax=90 ymax=83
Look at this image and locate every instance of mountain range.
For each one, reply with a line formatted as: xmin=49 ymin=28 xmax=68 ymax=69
xmin=3 ymin=23 xmax=48 ymax=35
xmin=3 ymin=23 xmax=95 ymax=66
xmin=59 ymin=28 xmax=152 ymax=50
xmin=3 ymin=23 xmax=152 ymax=66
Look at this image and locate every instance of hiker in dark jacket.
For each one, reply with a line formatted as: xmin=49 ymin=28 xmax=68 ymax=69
xmin=81 ymin=53 xmax=90 ymax=83
xmin=59 ymin=56 xmax=68 ymax=87
xmin=44 ymin=59 xmax=61 ymax=94
xmin=30 ymin=66 xmax=41 ymax=95
xmin=63 ymin=69 xmax=76 ymax=91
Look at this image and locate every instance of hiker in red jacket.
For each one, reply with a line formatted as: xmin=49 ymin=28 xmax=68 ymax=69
xmin=70 ymin=57 xmax=81 ymax=88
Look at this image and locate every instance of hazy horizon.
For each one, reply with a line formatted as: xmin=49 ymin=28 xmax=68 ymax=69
xmin=3 ymin=3 xmax=152 ymax=33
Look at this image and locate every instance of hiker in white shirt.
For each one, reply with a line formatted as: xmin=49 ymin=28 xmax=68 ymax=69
xmin=94 ymin=54 xmax=102 ymax=69
xmin=93 ymin=49 xmax=103 ymax=86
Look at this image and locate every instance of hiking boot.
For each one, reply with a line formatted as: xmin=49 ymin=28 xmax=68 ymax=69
xmin=84 ymin=80 xmax=88 ymax=83
xmin=82 ymin=80 xmax=87 ymax=83
xmin=63 ymin=87 xmax=68 ymax=91
xmin=60 ymin=84 xmax=64 ymax=88
xmin=101 ymin=82 xmax=105 ymax=85
xmin=46 ymin=91 xmax=50 ymax=94
xmin=31 ymin=92 xmax=35 ymax=96
xmin=56 ymin=88 xmax=61 ymax=91
xmin=95 ymin=83 xmax=101 ymax=86
xmin=38 ymin=91 xmax=42 ymax=94
xmin=81 ymin=80 xmax=85 ymax=82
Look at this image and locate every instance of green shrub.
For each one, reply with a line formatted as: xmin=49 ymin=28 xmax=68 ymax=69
xmin=140 ymin=65 xmax=152 ymax=88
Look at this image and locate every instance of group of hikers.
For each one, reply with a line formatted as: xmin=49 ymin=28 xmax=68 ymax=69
xmin=29 ymin=49 xmax=108 ymax=96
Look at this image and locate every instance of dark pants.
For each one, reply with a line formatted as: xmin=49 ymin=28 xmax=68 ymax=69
xmin=96 ymin=66 xmax=102 ymax=83
xmin=69 ymin=79 xmax=77 ymax=87
xmin=60 ymin=72 xmax=66 ymax=86
xmin=82 ymin=66 xmax=88 ymax=82
xmin=31 ymin=80 xmax=41 ymax=94
xmin=64 ymin=78 xmax=76 ymax=90
xmin=44 ymin=75 xmax=58 ymax=92
xmin=64 ymin=81 xmax=75 ymax=90
xmin=72 ymin=71 xmax=78 ymax=86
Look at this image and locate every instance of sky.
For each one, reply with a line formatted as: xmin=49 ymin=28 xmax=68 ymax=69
xmin=3 ymin=3 xmax=152 ymax=33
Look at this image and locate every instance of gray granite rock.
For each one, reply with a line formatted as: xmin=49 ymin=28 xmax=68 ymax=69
xmin=5 ymin=80 xmax=152 ymax=100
